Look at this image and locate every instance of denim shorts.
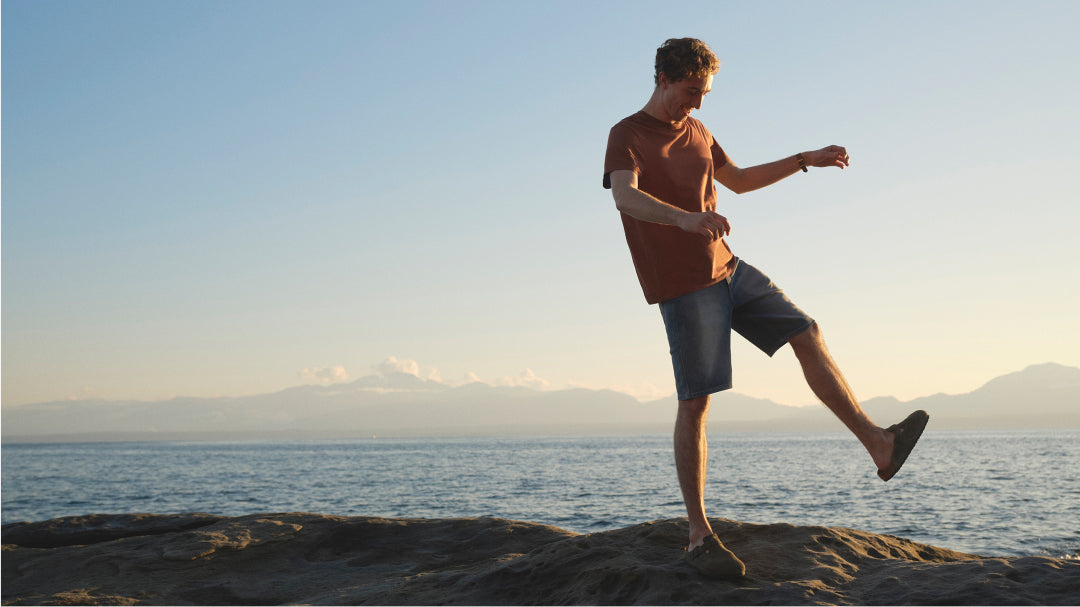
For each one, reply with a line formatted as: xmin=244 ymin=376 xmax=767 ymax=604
xmin=658 ymin=259 xmax=814 ymax=401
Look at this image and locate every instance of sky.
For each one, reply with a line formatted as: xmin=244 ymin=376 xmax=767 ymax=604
xmin=3 ymin=0 xmax=1079 ymax=410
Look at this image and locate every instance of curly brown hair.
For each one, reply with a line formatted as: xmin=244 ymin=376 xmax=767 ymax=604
xmin=653 ymin=38 xmax=721 ymax=86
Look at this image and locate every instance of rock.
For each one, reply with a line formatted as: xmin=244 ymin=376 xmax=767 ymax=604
xmin=2 ymin=513 xmax=1078 ymax=605
xmin=1 ymin=513 xmax=225 ymax=549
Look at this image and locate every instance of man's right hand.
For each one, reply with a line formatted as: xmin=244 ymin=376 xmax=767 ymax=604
xmin=680 ymin=211 xmax=731 ymax=241
xmin=611 ymin=170 xmax=731 ymax=240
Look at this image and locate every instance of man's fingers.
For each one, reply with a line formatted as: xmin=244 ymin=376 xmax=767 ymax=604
xmin=688 ymin=212 xmax=731 ymax=240
xmin=830 ymin=145 xmax=850 ymax=167
xmin=702 ymin=216 xmax=730 ymax=240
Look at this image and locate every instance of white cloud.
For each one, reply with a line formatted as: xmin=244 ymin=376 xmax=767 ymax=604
xmin=67 ymin=386 xmax=105 ymax=401
xmin=496 ymin=368 xmax=551 ymax=390
xmin=374 ymin=357 xmax=448 ymax=384
xmin=371 ymin=359 xmax=549 ymax=391
xmin=299 ymin=366 xmax=349 ymax=385
xmin=375 ymin=356 xmax=420 ymax=377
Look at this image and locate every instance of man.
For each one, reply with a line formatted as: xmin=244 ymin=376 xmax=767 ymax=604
xmin=602 ymin=38 xmax=928 ymax=580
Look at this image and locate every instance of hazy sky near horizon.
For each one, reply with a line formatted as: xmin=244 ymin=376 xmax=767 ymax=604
xmin=3 ymin=0 xmax=1078 ymax=409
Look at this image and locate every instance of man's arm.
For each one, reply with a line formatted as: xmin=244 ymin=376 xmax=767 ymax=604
xmin=716 ymin=145 xmax=850 ymax=195
xmin=608 ymin=170 xmax=731 ymax=242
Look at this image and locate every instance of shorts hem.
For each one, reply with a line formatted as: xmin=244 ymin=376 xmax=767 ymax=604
xmin=761 ymin=319 xmax=815 ymax=357
xmin=678 ymin=383 xmax=732 ymax=402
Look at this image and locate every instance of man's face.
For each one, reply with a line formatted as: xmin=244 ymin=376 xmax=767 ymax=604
xmin=658 ymin=73 xmax=713 ymax=124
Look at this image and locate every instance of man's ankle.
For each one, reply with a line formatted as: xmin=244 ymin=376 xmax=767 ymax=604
xmin=688 ymin=525 xmax=713 ymax=549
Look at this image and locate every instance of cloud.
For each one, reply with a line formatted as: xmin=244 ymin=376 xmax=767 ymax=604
xmin=299 ymin=366 xmax=349 ymax=385
xmin=375 ymin=356 xmax=421 ymax=377
xmin=373 ymin=358 xmax=548 ymax=391
xmin=67 ymin=386 xmax=105 ymax=401
xmin=375 ymin=357 xmax=443 ymax=381
xmin=496 ymin=368 xmax=551 ymax=390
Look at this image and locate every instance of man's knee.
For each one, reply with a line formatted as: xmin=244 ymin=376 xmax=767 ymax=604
xmin=788 ymin=321 xmax=822 ymax=352
xmin=678 ymin=395 xmax=710 ymax=419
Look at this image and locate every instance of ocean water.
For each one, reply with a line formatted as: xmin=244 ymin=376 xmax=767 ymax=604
xmin=2 ymin=429 xmax=1078 ymax=559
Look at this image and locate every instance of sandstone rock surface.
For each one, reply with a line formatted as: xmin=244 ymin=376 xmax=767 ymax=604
xmin=3 ymin=513 xmax=1078 ymax=605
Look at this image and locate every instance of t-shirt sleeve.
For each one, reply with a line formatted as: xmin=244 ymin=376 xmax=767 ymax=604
xmin=711 ymin=135 xmax=728 ymax=171
xmin=603 ymin=123 xmax=639 ymax=189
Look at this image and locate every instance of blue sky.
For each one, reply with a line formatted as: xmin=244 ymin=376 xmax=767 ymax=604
xmin=3 ymin=0 xmax=1078 ymax=409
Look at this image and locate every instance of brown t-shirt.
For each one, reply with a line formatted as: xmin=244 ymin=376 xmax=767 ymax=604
xmin=604 ymin=111 xmax=736 ymax=304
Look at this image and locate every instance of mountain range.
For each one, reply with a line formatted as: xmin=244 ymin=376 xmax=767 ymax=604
xmin=2 ymin=363 xmax=1077 ymax=442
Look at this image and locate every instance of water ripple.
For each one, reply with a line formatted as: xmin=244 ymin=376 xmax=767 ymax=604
xmin=3 ymin=430 xmax=1078 ymax=557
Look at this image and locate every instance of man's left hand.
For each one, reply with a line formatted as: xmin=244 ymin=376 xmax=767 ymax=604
xmin=806 ymin=145 xmax=850 ymax=169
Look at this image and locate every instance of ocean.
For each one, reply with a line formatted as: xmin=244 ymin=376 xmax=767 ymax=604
xmin=2 ymin=429 xmax=1077 ymax=559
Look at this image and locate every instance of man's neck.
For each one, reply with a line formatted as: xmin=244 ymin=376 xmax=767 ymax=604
xmin=642 ymin=89 xmax=685 ymax=127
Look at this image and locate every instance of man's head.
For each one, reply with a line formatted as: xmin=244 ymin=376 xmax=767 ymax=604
xmin=647 ymin=38 xmax=719 ymax=125
xmin=653 ymin=38 xmax=720 ymax=86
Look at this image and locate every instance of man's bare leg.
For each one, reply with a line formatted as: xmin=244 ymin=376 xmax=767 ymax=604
xmin=674 ymin=395 xmax=713 ymax=549
xmin=788 ymin=323 xmax=895 ymax=471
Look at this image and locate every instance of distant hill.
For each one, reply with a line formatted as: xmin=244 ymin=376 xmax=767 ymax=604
xmin=789 ymin=362 xmax=1080 ymax=431
xmin=870 ymin=362 xmax=1080 ymax=429
xmin=2 ymin=363 xmax=1077 ymax=442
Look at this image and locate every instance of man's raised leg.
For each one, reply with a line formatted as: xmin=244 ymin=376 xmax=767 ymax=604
xmin=788 ymin=323 xmax=927 ymax=479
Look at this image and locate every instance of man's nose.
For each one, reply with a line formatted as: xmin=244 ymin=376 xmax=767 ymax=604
xmin=692 ymin=95 xmax=704 ymax=109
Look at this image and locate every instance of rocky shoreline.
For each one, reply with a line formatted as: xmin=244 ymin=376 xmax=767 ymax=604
xmin=3 ymin=512 xmax=1078 ymax=605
